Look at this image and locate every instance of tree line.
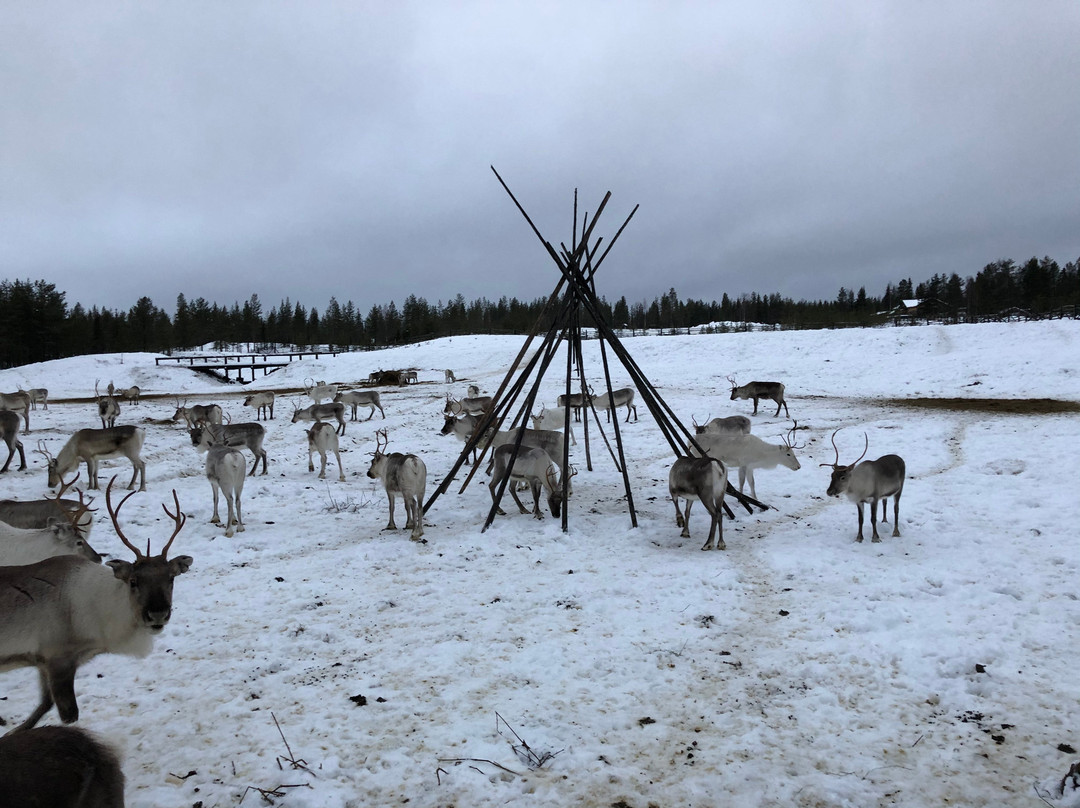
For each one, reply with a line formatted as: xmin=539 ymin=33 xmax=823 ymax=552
xmin=1 ymin=255 xmax=1077 ymax=368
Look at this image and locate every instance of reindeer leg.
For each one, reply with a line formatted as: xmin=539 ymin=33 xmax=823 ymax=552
xmin=46 ymin=658 xmax=80 ymax=724
xmin=509 ymin=484 xmax=530 ymax=515
xmin=868 ymin=497 xmax=883 ymax=541
xmin=408 ymin=496 xmax=424 ymax=540
xmin=855 ymin=502 xmax=865 ymax=542
xmin=384 ymin=491 xmax=398 ymax=530
xmin=891 ymin=493 xmax=901 ymax=537
xmin=210 ymin=482 xmax=222 ymax=524
xmin=682 ymin=500 xmax=693 ymax=539
xmin=334 ymin=451 xmax=345 ymax=482
xmin=234 ymin=491 xmax=244 ymax=534
xmin=672 ymin=493 xmax=684 ymax=528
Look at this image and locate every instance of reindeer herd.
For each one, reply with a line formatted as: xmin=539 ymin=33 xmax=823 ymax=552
xmin=0 ymin=362 xmax=906 ymax=803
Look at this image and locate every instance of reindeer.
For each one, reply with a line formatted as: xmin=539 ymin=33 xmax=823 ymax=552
xmin=203 ymin=440 xmax=245 ymax=537
xmin=24 ymin=387 xmax=49 ymax=411
xmin=668 ymin=456 xmax=728 ymax=550
xmin=1 ymin=391 xmax=32 ymax=432
xmin=334 ymin=389 xmax=385 ymax=421
xmin=0 ymin=474 xmax=96 ymax=541
xmin=39 ymin=426 xmax=147 ymax=491
xmin=444 ymin=369 xmax=456 ymax=384
xmin=692 ymin=414 xmax=752 ymax=436
xmin=291 ymin=399 xmax=346 ymax=435
xmin=444 ymin=393 xmax=492 ymax=417
xmin=171 ymin=399 xmax=222 ymax=429
xmin=440 ymin=413 xmax=483 ymax=465
xmin=307 ymin=421 xmax=345 ymax=481
xmin=366 ymin=429 xmax=426 ymax=541
xmin=592 ymin=386 xmax=638 ymax=423
xmin=0 ymin=510 xmax=100 ymax=566
xmin=94 ymin=380 xmax=119 ymax=429
xmin=488 ymin=444 xmax=571 ymax=520
xmin=485 ymin=426 xmax=571 ymax=495
xmin=243 ymin=390 xmax=276 ymax=420
xmin=556 ymin=391 xmax=588 ymax=422
xmin=0 ymin=410 xmax=26 ymax=472
xmin=530 ymin=404 xmax=577 ymax=445
xmin=189 ymin=420 xmax=268 ymax=476
xmin=692 ymin=423 xmax=803 ymax=500
xmin=728 ymin=376 xmax=789 ymax=417
xmin=0 ymin=478 xmax=192 ymax=732
xmin=402 ymin=370 xmax=418 ymax=385
xmin=0 ymin=725 xmax=125 ymax=806
xmin=822 ymin=430 xmax=906 ymax=543
xmin=116 ymin=384 xmax=140 ymax=405
xmin=304 ymin=378 xmax=338 ymax=404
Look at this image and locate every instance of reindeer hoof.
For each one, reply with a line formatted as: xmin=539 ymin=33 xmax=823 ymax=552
xmin=680 ymin=528 xmax=691 ymax=539
xmin=871 ymin=536 xmax=882 ymax=543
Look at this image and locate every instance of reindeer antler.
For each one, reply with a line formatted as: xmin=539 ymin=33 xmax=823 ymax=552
xmin=53 ymin=472 xmax=80 ymax=500
xmin=160 ymin=489 xmax=186 ymax=558
xmin=61 ymin=489 xmax=95 ymax=538
xmin=374 ymin=428 xmax=389 ymax=454
xmin=783 ymin=421 xmax=807 ymax=450
xmin=105 ymin=476 xmax=145 ymax=559
xmin=35 ymin=440 xmax=55 ymax=461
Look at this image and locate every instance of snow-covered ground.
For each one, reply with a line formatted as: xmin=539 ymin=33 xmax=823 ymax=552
xmin=1 ymin=320 xmax=1078 ymax=807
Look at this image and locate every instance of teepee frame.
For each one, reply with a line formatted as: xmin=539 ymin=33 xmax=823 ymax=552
xmin=423 ymin=168 xmax=763 ymax=532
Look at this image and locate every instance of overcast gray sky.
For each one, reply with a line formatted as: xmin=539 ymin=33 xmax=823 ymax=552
xmin=2 ymin=2 xmax=1078 ymax=316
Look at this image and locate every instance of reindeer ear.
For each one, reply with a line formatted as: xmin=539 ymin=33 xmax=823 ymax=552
xmin=107 ymin=559 xmax=134 ymax=582
xmin=169 ymin=555 xmax=194 ymax=576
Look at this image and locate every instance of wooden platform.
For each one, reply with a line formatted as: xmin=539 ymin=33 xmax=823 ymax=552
xmin=155 ymin=351 xmax=339 ymax=382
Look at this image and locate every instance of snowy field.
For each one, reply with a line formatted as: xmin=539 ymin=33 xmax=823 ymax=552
xmin=1 ymin=320 xmax=1079 ymax=807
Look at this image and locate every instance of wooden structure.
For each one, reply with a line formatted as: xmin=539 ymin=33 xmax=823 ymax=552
xmin=424 ymin=167 xmax=762 ymax=532
xmin=155 ymin=350 xmax=339 ymax=383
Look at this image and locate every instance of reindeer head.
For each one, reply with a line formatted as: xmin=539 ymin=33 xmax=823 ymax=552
xmin=104 ymin=478 xmax=193 ymax=631
xmin=726 ymin=375 xmax=738 ymax=399
xmin=692 ymin=413 xmax=710 ymax=434
xmin=36 ymin=440 xmax=72 ymax=488
xmin=821 ymin=429 xmax=868 ymax=497
xmin=366 ymin=429 xmax=390 ymax=478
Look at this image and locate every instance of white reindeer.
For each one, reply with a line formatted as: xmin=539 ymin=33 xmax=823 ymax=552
xmin=307 ymin=421 xmax=345 ymax=481
xmin=822 ymin=430 xmax=906 ymax=543
xmin=0 ymin=516 xmax=100 ymax=566
xmin=304 ymin=378 xmax=338 ymax=404
xmin=668 ymin=456 xmax=728 ymax=550
xmin=195 ymin=426 xmax=246 ymax=536
xmin=366 ymin=429 xmax=426 ymax=541
xmin=530 ymin=404 xmax=577 ymax=445
xmin=0 ymin=479 xmax=192 ymax=732
xmin=691 ymin=424 xmax=802 ymax=500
